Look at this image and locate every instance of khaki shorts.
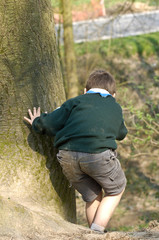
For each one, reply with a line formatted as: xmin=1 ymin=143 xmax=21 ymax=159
xmin=57 ymin=149 xmax=127 ymax=202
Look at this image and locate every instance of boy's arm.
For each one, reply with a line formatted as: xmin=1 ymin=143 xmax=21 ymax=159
xmin=24 ymin=102 xmax=72 ymax=136
xmin=116 ymin=120 xmax=128 ymax=141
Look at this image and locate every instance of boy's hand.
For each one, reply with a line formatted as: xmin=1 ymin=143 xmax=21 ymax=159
xmin=24 ymin=107 xmax=41 ymax=125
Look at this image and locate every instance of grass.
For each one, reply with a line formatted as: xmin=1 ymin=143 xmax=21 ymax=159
xmin=108 ymin=225 xmax=135 ymax=232
xmin=74 ymin=32 xmax=159 ymax=58
xmin=70 ymin=31 xmax=159 ymax=93
xmin=107 ymin=223 xmax=149 ymax=232
xmin=51 ymin=0 xmax=159 ymax=9
xmin=140 ymin=211 xmax=159 ymax=223
xmin=105 ymin=0 xmax=159 ymax=8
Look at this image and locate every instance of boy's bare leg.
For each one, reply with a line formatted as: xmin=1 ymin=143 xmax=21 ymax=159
xmin=86 ymin=191 xmax=103 ymax=227
xmin=92 ymin=188 xmax=125 ymax=229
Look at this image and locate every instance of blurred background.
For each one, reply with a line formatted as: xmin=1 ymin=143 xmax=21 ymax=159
xmin=51 ymin=0 xmax=159 ymax=231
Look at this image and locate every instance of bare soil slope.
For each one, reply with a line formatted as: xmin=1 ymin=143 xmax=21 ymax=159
xmin=0 ymin=195 xmax=159 ymax=240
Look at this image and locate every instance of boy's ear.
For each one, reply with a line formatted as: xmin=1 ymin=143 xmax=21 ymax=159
xmin=84 ymin=88 xmax=87 ymax=94
xmin=112 ymin=93 xmax=116 ymax=98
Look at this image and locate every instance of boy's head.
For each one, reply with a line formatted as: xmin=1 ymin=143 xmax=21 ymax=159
xmin=86 ymin=69 xmax=116 ymax=95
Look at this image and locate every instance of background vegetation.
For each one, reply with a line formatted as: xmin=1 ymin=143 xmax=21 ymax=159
xmin=74 ymin=31 xmax=159 ymax=231
xmin=52 ymin=0 xmax=159 ymax=232
xmin=51 ymin=0 xmax=159 ymax=9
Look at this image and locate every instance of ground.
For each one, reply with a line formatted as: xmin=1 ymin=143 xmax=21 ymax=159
xmin=0 ymin=194 xmax=159 ymax=240
xmin=0 ymin=221 xmax=159 ymax=240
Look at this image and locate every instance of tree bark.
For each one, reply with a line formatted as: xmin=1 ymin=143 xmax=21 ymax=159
xmin=0 ymin=0 xmax=76 ymax=226
xmin=61 ymin=0 xmax=79 ymax=98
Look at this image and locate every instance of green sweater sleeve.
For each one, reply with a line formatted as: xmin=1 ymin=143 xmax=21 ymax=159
xmin=116 ymin=120 xmax=128 ymax=140
xmin=32 ymin=101 xmax=73 ymax=136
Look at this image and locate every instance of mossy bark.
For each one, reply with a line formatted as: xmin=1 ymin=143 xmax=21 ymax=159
xmin=0 ymin=0 xmax=76 ymax=224
xmin=61 ymin=0 xmax=79 ymax=98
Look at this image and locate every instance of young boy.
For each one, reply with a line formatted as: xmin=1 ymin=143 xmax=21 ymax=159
xmin=24 ymin=69 xmax=127 ymax=234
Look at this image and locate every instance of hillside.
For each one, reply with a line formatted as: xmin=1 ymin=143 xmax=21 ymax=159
xmin=0 ymin=194 xmax=159 ymax=239
xmin=73 ymin=31 xmax=159 ymax=232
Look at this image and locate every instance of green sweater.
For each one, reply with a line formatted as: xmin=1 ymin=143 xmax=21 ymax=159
xmin=32 ymin=93 xmax=127 ymax=153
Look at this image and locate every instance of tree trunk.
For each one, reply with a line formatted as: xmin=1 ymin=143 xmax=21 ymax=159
xmin=61 ymin=0 xmax=79 ymax=98
xmin=0 ymin=0 xmax=76 ymax=232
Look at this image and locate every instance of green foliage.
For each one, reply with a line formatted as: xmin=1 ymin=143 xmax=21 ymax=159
xmin=147 ymin=162 xmax=159 ymax=175
xmin=105 ymin=0 xmax=159 ymax=8
xmin=72 ymin=0 xmax=91 ymax=6
xmin=155 ymin=192 xmax=159 ymax=198
xmin=51 ymin=0 xmax=159 ymax=9
xmin=126 ymin=103 xmax=159 ymax=148
xmin=51 ymin=0 xmax=91 ymax=8
xmin=51 ymin=0 xmax=59 ymax=8
xmin=154 ymin=75 xmax=159 ymax=87
xmin=140 ymin=211 xmax=159 ymax=223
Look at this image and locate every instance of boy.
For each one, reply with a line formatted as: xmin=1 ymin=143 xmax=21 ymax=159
xmin=24 ymin=69 xmax=127 ymax=234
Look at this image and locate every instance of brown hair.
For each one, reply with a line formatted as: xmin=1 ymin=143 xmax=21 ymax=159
xmin=86 ymin=69 xmax=116 ymax=95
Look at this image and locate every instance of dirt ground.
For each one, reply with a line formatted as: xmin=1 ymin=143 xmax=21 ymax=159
xmin=0 ymin=221 xmax=159 ymax=240
xmin=0 ymin=193 xmax=159 ymax=240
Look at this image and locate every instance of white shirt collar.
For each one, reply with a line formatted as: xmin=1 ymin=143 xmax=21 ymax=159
xmin=87 ymin=88 xmax=111 ymax=95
